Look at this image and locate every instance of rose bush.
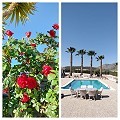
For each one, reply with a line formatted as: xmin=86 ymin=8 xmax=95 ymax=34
xmin=3 ymin=24 xmax=59 ymax=117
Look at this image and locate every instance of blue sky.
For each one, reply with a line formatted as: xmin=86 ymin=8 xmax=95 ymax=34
xmin=3 ymin=3 xmax=58 ymax=66
xmin=61 ymin=3 xmax=117 ymax=67
xmin=4 ymin=3 xmax=58 ymax=40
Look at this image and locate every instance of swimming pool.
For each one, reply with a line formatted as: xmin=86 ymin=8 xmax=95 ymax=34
xmin=61 ymin=80 xmax=109 ymax=90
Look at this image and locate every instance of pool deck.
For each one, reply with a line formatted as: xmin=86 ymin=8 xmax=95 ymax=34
xmin=61 ymin=77 xmax=118 ymax=118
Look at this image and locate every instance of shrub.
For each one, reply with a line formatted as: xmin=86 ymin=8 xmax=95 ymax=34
xmin=2 ymin=25 xmax=59 ymax=117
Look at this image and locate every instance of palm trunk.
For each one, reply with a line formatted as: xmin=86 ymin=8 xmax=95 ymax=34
xmin=81 ymin=55 xmax=83 ymax=75
xmin=70 ymin=53 xmax=72 ymax=76
xmin=90 ymin=56 xmax=92 ymax=77
xmin=100 ymin=60 xmax=102 ymax=77
xmin=3 ymin=2 xmax=18 ymax=18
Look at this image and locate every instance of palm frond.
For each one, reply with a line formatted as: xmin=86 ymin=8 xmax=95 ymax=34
xmin=87 ymin=50 xmax=96 ymax=56
xmin=3 ymin=2 xmax=36 ymax=25
xmin=96 ymin=55 xmax=105 ymax=61
xmin=65 ymin=51 xmax=69 ymax=53
xmin=66 ymin=47 xmax=76 ymax=53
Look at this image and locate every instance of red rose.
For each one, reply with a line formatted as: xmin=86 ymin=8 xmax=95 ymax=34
xmin=42 ymin=65 xmax=53 ymax=76
xmin=26 ymin=32 xmax=31 ymax=38
xmin=31 ymin=43 xmax=36 ymax=47
xmin=27 ymin=77 xmax=37 ymax=89
xmin=52 ymin=24 xmax=59 ymax=30
xmin=3 ymin=87 xmax=9 ymax=94
xmin=17 ymin=73 xmax=38 ymax=89
xmin=21 ymin=93 xmax=30 ymax=103
xmin=5 ymin=30 xmax=14 ymax=37
xmin=48 ymin=30 xmax=56 ymax=38
xmin=17 ymin=74 xmax=28 ymax=88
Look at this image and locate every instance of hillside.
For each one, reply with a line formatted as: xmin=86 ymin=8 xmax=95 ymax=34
xmin=62 ymin=66 xmax=97 ymax=70
xmin=99 ymin=63 xmax=117 ymax=72
xmin=62 ymin=63 xmax=117 ymax=72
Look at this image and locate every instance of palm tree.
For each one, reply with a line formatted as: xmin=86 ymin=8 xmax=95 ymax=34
xmin=96 ymin=55 xmax=104 ymax=77
xmin=76 ymin=49 xmax=86 ymax=75
xmin=87 ymin=51 xmax=96 ymax=77
xmin=3 ymin=2 xmax=36 ymax=25
xmin=66 ymin=47 xmax=76 ymax=76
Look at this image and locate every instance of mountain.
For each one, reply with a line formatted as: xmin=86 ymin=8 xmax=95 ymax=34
xmin=62 ymin=66 xmax=97 ymax=71
xmin=62 ymin=63 xmax=117 ymax=72
xmin=98 ymin=63 xmax=117 ymax=72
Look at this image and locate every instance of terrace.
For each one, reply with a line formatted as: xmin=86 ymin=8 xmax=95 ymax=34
xmin=61 ymin=75 xmax=117 ymax=117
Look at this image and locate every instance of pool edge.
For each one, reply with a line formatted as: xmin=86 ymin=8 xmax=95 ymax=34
xmin=61 ymin=78 xmax=115 ymax=91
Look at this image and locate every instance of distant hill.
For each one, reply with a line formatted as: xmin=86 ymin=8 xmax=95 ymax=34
xmin=98 ymin=63 xmax=117 ymax=72
xmin=62 ymin=66 xmax=97 ymax=71
xmin=62 ymin=63 xmax=117 ymax=72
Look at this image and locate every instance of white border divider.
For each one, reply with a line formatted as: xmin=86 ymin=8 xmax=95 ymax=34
xmin=59 ymin=2 xmax=61 ymax=118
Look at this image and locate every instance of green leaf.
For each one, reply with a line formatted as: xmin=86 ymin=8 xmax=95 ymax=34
xmin=47 ymin=73 xmax=56 ymax=81
xmin=51 ymin=105 xmax=57 ymax=110
xmin=15 ymin=87 xmax=21 ymax=94
xmin=27 ymin=108 xmax=32 ymax=112
xmin=45 ymin=107 xmax=57 ymax=117
xmin=31 ymin=99 xmax=36 ymax=104
xmin=32 ymin=103 xmax=36 ymax=107
xmin=27 ymin=89 xmax=31 ymax=94
xmin=15 ymin=94 xmax=21 ymax=98
xmin=13 ymin=109 xmax=17 ymax=113
xmin=3 ymin=64 xmax=7 ymax=71
xmin=33 ymin=89 xmax=38 ymax=97
xmin=36 ymin=55 xmax=40 ymax=59
xmin=46 ymin=92 xmax=52 ymax=99
xmin=35 ymin=105 xmax=39 ymax=112
xmin=29 ymin=73 xmax=34 ymax=77
xmin=37 ymin=102 xmax=40 ymax=106
xmin=51 ymin=79 xmax=57 ymax=86
xmin=55 ymin=58 xmax=59 ymax=64
xmin=50 ymin=70 xmax=56 ymax=73
xmin=36 ymin=74 xmax=43 ymax=81
xmin=21 ymin=103 xmax=28 ymax=110
xmin=49 ymin=97 xmax=56 ymax=103
xmin=4 ymin=77 xmax=10 ymax=86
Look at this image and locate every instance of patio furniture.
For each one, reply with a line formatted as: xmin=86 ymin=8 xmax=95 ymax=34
xmin=79 ymin=89 xmax=87 ymax=99
xmin=61 ymin=94 xmax=64 ymax=99
xmin=69 ymin=87 xmax=78 ymax=98
xmin=88 ymin=90 xmax=97 ymax=100
xmin=76 ymin=75 xmax=79 ymax=78
xmin=96 ymin=87 xmax=103 ymax=99
xmin=83 ymin=74 xmax=90 ymax=79
xmin=81 ymin=85 xmax=87 ymax=88
xmin=87 ymin=85 xmax=93 ymax=88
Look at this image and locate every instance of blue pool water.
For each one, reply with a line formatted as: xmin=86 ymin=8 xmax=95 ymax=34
xmin=61 ymin=80 xmax=109 ymax=90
